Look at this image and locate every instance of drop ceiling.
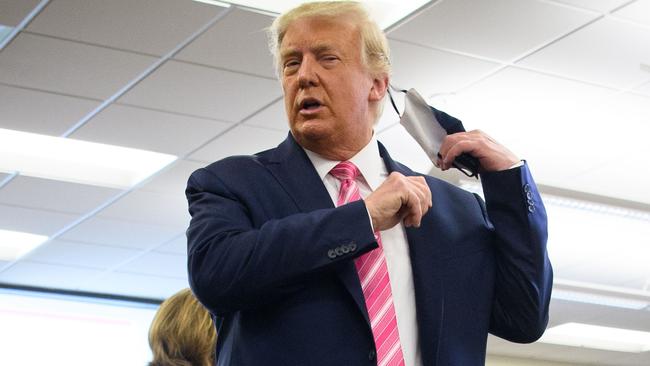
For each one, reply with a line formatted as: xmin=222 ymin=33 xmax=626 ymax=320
xmin=0 ymin=0 xmax=649 ymax=364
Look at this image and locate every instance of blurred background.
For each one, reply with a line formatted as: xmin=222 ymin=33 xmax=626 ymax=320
xmin=0 ymin=0 xmax=649 ymax=365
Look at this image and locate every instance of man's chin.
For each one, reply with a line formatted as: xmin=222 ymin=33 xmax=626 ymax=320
xmin=291 ymin=123 xmax=333 ymax=147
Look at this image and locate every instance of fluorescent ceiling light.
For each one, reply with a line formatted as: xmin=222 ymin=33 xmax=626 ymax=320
xmin=552 ymin=289 xmax=649 ymax=310
xmin=0 ymin=229 xmax=48 ymax=261
xmin=0 ymin=25 xmax=12 ymax=43
xmin=0 ymin=128 xmax=177 ymax=189
xmin=202 ymin=1 xmax=430 ymax=29
xmin=539 ymin=323 xmax=650 ymax=353
xmin=193 ymin=0 xmax=231 ymax=7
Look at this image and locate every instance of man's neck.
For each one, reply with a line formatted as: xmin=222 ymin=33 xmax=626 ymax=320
xmin=293 ymin=133 xmax=374 ymax=161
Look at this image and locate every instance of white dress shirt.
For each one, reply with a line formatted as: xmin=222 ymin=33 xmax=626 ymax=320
xmin=304 ymin=137 xmax=423 ymax=366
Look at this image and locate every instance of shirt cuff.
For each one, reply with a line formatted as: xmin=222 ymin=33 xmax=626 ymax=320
xmin=509 ymin=160 xmax=525 ymax=169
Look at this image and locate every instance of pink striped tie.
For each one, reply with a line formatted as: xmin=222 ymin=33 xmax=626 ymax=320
xmin=330 ymin=161 xmax=405 ymax=366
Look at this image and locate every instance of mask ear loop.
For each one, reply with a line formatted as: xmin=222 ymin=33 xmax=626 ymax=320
xmin=387 ymin=84 xmax=407 ymax=117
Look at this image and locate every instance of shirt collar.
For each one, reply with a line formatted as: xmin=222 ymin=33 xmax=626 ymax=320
xmin=303 ymin=136 xmax=387 ymax=191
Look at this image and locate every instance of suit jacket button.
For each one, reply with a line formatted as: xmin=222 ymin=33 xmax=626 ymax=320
xmin=341 ymin=245 xmax=350 ymax=254
xmin=368 ymin=350 xmax=376 ymax=361
xmin=523 ymin=183 xmax=531 ymax=193
xmin=349 ymin=243 xmax=357 ymax=252
xmin=528 ymin=205 xmax=536 ymax=213
xmin=327 ymin=249 xmax=336 ymax=259
xmin=335 ymin=247 xmax=343 ymax=256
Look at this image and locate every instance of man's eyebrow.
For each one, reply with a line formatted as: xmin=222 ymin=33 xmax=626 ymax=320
xmin=280 ymin=48 xmax=301 ymax=60
xmin=280 ymin=43 xmax=337 ymax=60
xmin=310 ymin=43 xmax=336 ymax=54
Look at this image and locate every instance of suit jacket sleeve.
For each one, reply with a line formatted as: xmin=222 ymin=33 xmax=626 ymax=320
xmin=480 ymin=162 xmax=553 ymax=343
xmin=185 ymin=163 xmax=377 ymax=315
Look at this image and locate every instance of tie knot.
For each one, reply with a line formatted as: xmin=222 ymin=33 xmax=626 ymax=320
xmin=330 ymin=161 xmax=360 ymax=182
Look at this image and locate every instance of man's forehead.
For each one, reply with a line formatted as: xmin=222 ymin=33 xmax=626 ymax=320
xmin=279 ymin=17 xmax=358 ymax=54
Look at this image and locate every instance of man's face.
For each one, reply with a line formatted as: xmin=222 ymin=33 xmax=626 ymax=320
xmin=280 ymin=16 xmax=385 ymax=159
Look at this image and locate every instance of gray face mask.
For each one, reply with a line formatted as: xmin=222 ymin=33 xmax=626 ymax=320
xmin=388 ymin=87 xmax=479 ymax=177
xmin=398 ymin=88 xmax=448 ymax=163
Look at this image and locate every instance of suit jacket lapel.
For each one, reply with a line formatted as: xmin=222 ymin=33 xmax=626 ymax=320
xmin=265 ymin=134 xmax=370 ymax=325
xmin=266 ymin=134 xmax=334 ymax=213
xmin=379 ymin=141 xmax=444 ymax=364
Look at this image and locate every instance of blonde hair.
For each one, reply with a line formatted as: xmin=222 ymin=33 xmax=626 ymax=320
xmin=268 ymin=1 xmax=391 ymax=78
xmin=148 ymin=288 xmax=216 ymax=366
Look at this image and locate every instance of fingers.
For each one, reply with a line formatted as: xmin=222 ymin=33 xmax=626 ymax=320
xmin=403 ymin=176 xmax=432 ymax=227
xmin=365 ymin=173 xmax=431 ymax=231
xmin=437 ymin=130 xmax=519 ymax=172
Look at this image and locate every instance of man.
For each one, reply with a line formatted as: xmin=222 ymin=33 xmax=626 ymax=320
xmin=186 ymin=2 xmax=552 ymax=365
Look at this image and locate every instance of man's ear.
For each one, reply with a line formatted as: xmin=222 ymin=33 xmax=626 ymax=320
xmin=368 ymin=74 xmax=389 ymax=102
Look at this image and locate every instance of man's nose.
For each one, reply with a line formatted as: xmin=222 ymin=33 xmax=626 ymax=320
xmin=297 ymin=56 xmax=319 ymax=88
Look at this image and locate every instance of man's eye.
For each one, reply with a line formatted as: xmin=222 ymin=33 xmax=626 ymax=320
xmin=284 ymin=60 xmax=300 ymax=69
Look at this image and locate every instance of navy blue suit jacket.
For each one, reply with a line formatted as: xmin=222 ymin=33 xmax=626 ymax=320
xmin=186 ymin=134 xmax=552 ymax=366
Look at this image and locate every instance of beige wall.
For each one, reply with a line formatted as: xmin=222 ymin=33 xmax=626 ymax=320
xmin=487 ymin=355 xmax=577 ymax=366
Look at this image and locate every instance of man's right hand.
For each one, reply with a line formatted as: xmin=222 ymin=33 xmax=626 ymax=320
xmin=364 ymin=172 xmax=432 ymax=231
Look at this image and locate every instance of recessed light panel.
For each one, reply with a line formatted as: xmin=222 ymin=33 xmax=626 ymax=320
xmin=0 ymin=128 xmax=177 ymax=189
xmin=0 ymin=229 xmax=48 ymax=261
xmin=198 ymin=1 xmax=430 ymax=29
xmin=539 ymin=323 xmax=650 ymax=353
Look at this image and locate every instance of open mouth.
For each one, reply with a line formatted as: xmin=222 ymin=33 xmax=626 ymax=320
xmin=300 ymin=98 xmax=322 ymax=111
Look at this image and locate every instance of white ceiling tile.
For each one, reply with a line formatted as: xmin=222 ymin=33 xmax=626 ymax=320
xmin=613 ymin=0 xmax=650 ymax=26
xmin=376 ymin=124 xmax=433 ymax=174
xmin=0 ymin=84 xmax=100 ymax=135
xmin=70 ymin=104 xmax=230 ymax=155
xmin=243 ymin=98 xmax=288 ymax=131
xmin=388 ymin=0 xmax=596 ymax=61
xmin=139 ymin=160 xmax=205 ymax=196
xmin=0 ymin=261 xmax=104 ymax=290
xmin=0 ymin=204 xmax=78 ymax=236
xmin=189 ymin=125 xmax=287 ymax=163
xmin=610 ymin=352 xmax=650 ymax=366
xmin=589 ymin=303 xmax=650 ymax=330
xmin=620 ymin=276 xmax=650 ymax=290
xmin=564 ymin=157 xmax=650 ymax=205
xmin=24 ymin=239 xmax=141 ymax=269
xmin=635 ymin=80 xmax=650 ymax=95
xmin=548 ymin=0 xmax=631 ymax=12
xmin=519 ymin=17 xmax=650 ymax=88
xmin=119 ymin=60 xmax=282 ymax=122
xmin=388 ymin=39 xmax=501 ymax=96
xmin=551 ymin=93 xmax=650 ymax=203
xmin=0 ymin=175 xmax=119 ymax=214
xmin=0 ymin=33 xmax=156 ymax=99
xmin=97 ymin=189 xmax=190 ymax=229
xmin=116 ymin=251 xmax=187 ymax=278
xmin=437 ymin=67 xmax=618 ymax=189
xmin=488 ymin=335 xmax=637 ymax=365
xmin=26 ymin=0 xmax=225 ymax=56
xmin=59 ymin=216 xmax=181 ymax=250
xmin=0 ymin=0 xmax=40 ymax=26
xmin=176 ymin=7 xmax=276 ymax=78
xmin=78 ymin=271 xmax=188 ymax=299
xmin=152 ymin=235 xmax=186 ymax=255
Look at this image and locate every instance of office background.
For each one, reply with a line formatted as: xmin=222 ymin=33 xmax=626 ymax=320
xmin=0 ymin=0 xmax=649 ymax=365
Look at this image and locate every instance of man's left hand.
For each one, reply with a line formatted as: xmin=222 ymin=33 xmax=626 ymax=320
xmin=437 ymin=130 xmax=519 ymax=172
